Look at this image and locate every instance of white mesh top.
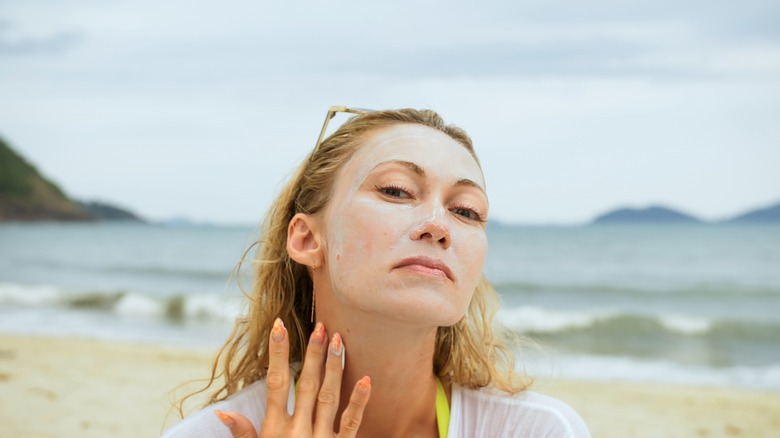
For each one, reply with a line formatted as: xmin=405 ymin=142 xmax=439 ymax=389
xmin=162 ymin=379 xmax=590 ymax=437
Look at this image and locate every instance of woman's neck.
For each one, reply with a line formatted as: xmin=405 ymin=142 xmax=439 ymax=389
xmin=323 ymin=313 xmax=441 ymax=438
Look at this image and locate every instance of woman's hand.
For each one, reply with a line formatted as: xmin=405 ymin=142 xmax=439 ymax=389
xmin=214 ymin=318 xmax=372 ymax=437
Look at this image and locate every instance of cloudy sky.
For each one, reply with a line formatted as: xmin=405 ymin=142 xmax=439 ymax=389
xmin=1 ymin=0 xmax=779 ymax=224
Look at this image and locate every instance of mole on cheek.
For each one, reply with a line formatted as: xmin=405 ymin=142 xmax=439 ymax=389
xmin=336 ymin=254 xmax=341 ymax=262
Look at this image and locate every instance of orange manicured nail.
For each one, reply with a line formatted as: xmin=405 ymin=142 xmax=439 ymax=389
xmin=311 ymin=322 xmax=325 ymax=344
xmin=214 ymin=409 xmax=235 ymax=429
xmin=271 ymin=318 xmax=285 ymax=343
xmin=329 ymin=333 xmax=343 ymax=356
xmin=357 ymin=376 xmax=371 ymax=393
xmin=329 ymin=333 xmax=345 ymax=369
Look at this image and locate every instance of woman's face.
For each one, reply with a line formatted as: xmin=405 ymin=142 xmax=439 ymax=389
xmin=321 ymin=124 xmax=488 ymax=327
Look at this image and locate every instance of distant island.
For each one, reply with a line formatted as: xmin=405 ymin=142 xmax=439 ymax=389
xmin=592 ymin=202 xmax=780 ymax=225
xmin=723 ymin=202 xmax=780 ymax=223
xmin=593 ymin=206 xmax=703 ymax=224
xmin=0 ymin=137 xmax=143 ymax=222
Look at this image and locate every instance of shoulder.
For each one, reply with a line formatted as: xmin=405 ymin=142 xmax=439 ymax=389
xmin=450 ymin=384 xmax=591 ymax=438
xmin=160 ymin=380 xmax=269 ymax=438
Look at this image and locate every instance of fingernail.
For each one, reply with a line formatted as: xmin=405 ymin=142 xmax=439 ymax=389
xmin=311 ymin=322 xmax=325 ymax=344
xmin=357 ymin=375 xmax=371 ymax=393
xmin=214 ymin=409 xmax=235 ymax=429
xmin=271 ymin=318 xmax=285 ymax=343
xmin=330 ymin=333 xmax=345 ymax=369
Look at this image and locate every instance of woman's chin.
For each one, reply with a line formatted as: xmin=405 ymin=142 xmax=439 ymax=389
xmin=370 ymin=291 xmax=467 ymax=327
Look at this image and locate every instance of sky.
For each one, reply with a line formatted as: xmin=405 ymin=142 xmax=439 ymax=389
xmin=1 ymin=0 xmax=779 ymax=225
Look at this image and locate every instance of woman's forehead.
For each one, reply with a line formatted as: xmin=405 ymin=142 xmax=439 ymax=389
xmin=341 ymin=124 xmax=485 ymax=188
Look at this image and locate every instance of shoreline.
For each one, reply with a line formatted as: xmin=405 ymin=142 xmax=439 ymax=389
xmin=1 ymin=334 xmax=779 ymax=437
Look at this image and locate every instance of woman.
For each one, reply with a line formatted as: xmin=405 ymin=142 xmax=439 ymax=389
xmin=163 ymin=107 xmax=589 ymax=437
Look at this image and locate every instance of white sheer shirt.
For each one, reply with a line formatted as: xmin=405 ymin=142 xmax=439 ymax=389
xmin=162 ymin=379 xmax=590 ymax=437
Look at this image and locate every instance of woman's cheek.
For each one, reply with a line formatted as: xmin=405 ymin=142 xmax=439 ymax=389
xmin=326 ymin=206 xmax=385 ymax=293
xmin=459 ymin=228 xmax=488 ymax=293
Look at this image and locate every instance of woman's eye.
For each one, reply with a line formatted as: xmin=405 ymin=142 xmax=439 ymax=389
xmin=383 ymin=188 xmax=404 ymax=197
xmin=452 ymin=207 xmax=482 ymax=222
xmin=377 ymin=185 xmax=411 ymax=199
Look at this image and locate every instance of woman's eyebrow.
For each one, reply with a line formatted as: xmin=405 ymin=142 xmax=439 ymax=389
xmin=370 ymin=159 xmax=486 ymax=194
xmin=455 ymin=178 xmax=486 ymax=195
xmin=370 ymin=159 xmax=425 ymax=176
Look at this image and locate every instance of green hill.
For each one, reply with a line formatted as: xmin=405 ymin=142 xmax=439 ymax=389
xmin=0 ymin=137 xmax=93 ymax=221
xmin=0 ymin=137 xmax=142 ymax=222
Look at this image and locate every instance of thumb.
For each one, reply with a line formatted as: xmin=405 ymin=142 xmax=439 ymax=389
xmin=215 ymin=409 xmax=257 ymax=438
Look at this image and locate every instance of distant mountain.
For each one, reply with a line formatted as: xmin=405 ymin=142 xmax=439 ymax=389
xmin=592 ymin=205 xmax=703 ymax=224
xmin=723 ymin=201 xmax=780 ymax=223
xmin=0 ymin=137 xmax=142 ymax=222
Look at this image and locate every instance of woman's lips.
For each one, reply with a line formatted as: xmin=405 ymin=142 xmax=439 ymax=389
xmin=393 ymin=257 xmax=454 ymax=281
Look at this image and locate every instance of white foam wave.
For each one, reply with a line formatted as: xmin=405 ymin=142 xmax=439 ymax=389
xmin=114 ymin=293 xmax=167 ymax=318
xmin=113 ymin=291 xmax=242 ymax=321
xmin=498 ymin=305 xmax=723 ymax=336
xmin=660 ymin=314 xmax=712 ymax=335
xmin=183 ymin=293 xmax=243 ymax=321
xmin=497 ymin=306 xmax=613 ymax=333
xmin=0 ymin=282 xmax=242 ymax=322
xmin=0 ymin=282 xmax=63 ymax=306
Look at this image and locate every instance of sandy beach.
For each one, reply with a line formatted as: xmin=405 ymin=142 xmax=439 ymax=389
xmin=1 ymin=334 xmax=778 ymax=438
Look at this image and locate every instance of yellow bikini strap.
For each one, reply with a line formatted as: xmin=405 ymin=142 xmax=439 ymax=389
xmin=435 ymin=377 xmax=450 ymax=438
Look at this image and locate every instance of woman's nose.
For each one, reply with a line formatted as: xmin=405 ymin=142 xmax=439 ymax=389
xmin=410 ymin=210 xmax=451 ymax=249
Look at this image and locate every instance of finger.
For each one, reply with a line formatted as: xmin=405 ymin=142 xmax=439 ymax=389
xmin=337 ymin=376 xmax=372 ymax=437
xmin=265 ymin=318 xmax=291 ymax=417
xmin=313 ymin=333 xmax=346 ymax=436
xmin=214 ymin=410 xmax=257 ymax=438
xmin=291 ymin=322 xmax=328 ymax=425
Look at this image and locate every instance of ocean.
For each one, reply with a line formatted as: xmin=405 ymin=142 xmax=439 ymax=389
xmin=1 ymin=222 xmax=779 ymax=391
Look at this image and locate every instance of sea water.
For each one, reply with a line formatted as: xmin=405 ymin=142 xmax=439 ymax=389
xmin=1 ymin=222 xmax=778 ymax=390
xmin=486 ymin=224 xmax=780 ymax=390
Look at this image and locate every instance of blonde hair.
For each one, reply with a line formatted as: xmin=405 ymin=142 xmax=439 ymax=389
xmin=187 ymin=108 xmax=528 ymax=408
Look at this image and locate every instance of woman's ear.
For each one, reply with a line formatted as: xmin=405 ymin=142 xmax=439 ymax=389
xmin=287 ymin=213 xmax=324 ymax=267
